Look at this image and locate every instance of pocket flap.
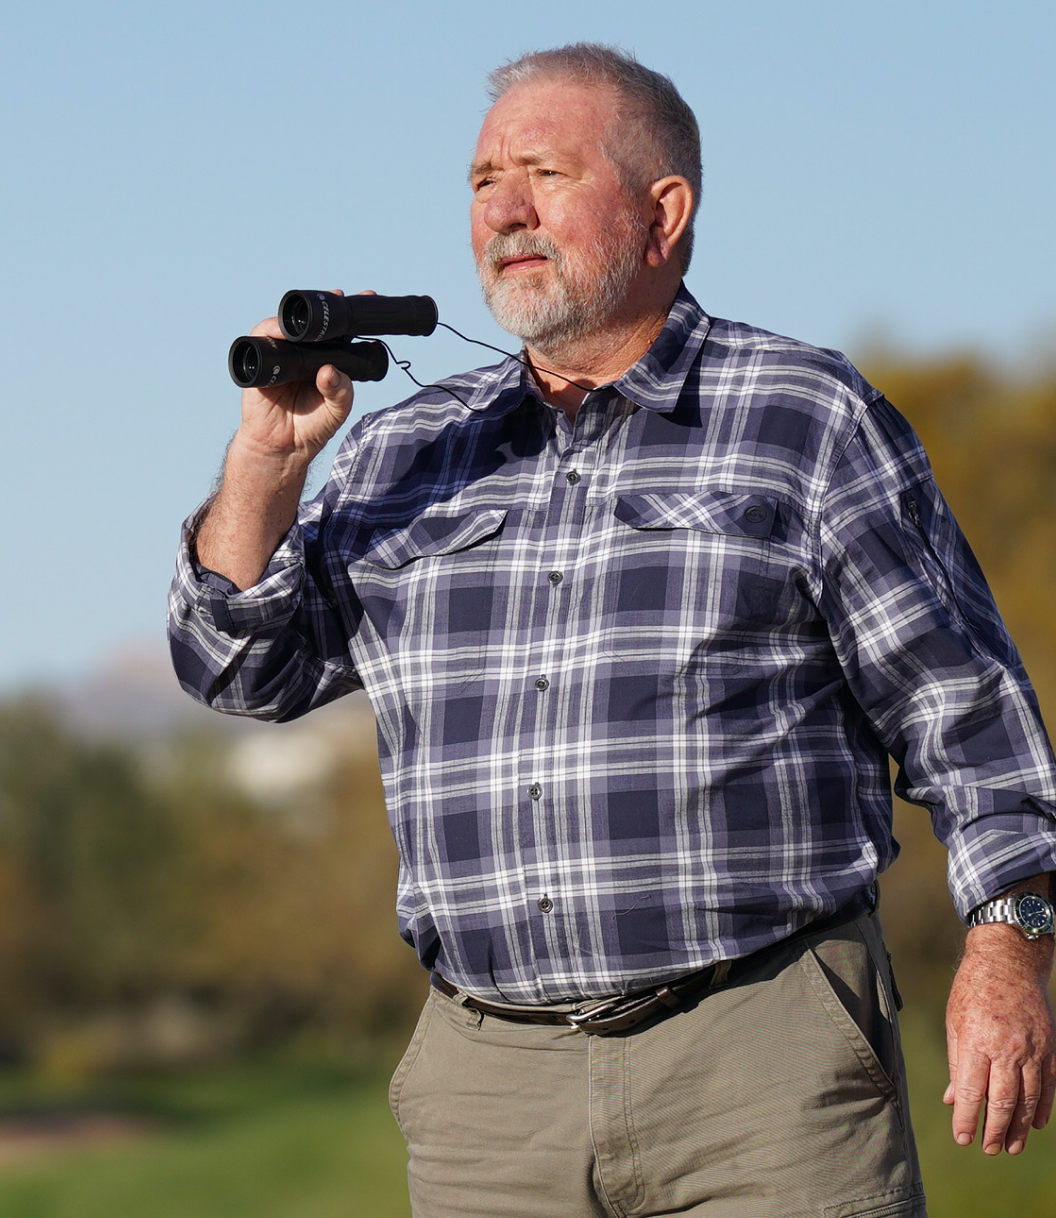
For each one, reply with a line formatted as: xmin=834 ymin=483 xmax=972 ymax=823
xmin=363 ymin=508 xmax=507 ymax=569
xmin=614 ymin=492 xmax=777 ymax=539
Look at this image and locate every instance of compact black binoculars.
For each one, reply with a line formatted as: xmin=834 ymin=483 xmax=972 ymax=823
xmin=228 ymin=290 xmax=439 ymax=389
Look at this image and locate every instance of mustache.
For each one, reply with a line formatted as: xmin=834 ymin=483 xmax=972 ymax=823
xmin=480 ymin=232 xmax=562 ymax=271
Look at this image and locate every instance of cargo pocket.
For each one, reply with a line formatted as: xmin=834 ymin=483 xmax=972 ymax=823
xmin=823 ymin=1188 xmax=927 ymax=1218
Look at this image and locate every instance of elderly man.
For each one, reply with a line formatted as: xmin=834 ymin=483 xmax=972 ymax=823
xmin=170 ymin=44 xmax=1056 ymax=1218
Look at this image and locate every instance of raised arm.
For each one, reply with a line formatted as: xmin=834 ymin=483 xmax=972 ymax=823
xmin=196 ymin=308 xmax=355 ymax=590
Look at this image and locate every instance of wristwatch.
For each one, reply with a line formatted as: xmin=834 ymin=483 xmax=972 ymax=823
xmin=968 ymin=892 xmax=1055 ymax=939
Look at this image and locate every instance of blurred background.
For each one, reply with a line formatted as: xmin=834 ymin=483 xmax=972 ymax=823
xmin=1 ymin=1 xmax=1054 ymax=1213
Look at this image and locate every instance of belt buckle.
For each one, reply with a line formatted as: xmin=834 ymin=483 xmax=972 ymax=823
xmin=567 ymin=990 xmax=664 ymax=1035
xmin=566 ymin=994 xmax=625 ymax=1031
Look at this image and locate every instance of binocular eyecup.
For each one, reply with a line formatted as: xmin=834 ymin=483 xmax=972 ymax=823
xmin=228 ymin=290 xmax=438 ymax=388
xmin=228 ymin=336 xmax=388 ymax=390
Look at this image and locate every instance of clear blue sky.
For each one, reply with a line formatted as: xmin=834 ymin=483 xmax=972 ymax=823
xmin=1 ymin=0 xmax=1053 ymax=690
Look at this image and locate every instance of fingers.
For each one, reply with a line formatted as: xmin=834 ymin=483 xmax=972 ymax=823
xmin=248 ymin=315 xmax=284 ymax=339
xmin=949 ymin=1052 xmax=1047 ymax=1155
xmin=1002 ymin=1063 xmax=1042 ymax=1154
xmin=316 ymin=363 xmax=354 ymax=417
xmin=949 ymin=1047 xmax=988 ymax=1148
xmin=980 ymin=1060 xmax=1033 ymax=1155
xmin=1033 ymin=1060 xmax=1056 ymax=1130
xmin=944 ymin=1026 xmax=958 ymax=1107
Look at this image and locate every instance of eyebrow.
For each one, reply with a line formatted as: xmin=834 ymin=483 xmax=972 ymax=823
xmin=468 ymin=148 xmax=563 ymax=184
xmin=468 ymin=159 xmax=498 ymax=183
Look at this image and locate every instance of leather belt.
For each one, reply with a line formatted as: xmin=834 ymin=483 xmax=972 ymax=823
xmin=431 ymin=887 xmax=875 ymax=1036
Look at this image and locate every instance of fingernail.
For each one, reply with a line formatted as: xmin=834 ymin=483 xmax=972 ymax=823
xmin=1008 ymin=1140 xmax=1024 ymax=1155
xmin=984 ymin=1143 xmax=1000 ymax=1156
xmin=956 ymin=1133 xmax=972 ymax=1145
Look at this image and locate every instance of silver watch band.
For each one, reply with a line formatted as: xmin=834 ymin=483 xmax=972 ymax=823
xmin=968 ymin=897 xmax=1019 ymax=927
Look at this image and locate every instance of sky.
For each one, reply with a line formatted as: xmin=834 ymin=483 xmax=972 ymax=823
xmin=1 ymin=0 xmax=1054 ymax=692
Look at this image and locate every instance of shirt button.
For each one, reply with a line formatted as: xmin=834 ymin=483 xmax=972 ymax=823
xmin=566 ymin=470 xmax=581 ymax=485
xmin=548 ymin=571 xmax=563 ymax=585
xmin=537 ymin=896 xmax=554 ymax=913
xmin=527 ymin=783 xmax=542 ymax=800
xmin=744 ymin=505 xmax=768 ymax=524
xmin=534 ymin=676 xmax=550 ymax=691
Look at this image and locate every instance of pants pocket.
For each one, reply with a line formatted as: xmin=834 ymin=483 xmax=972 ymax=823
xmin=389 ymin=989 xmax=436 ymax=1133
xmin=798 ymin=920 xmax=901 ymax=1099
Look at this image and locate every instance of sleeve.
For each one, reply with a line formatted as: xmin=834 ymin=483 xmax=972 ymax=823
xmin=167 ymin=483 xmax=364 ymax=724
xmin=816 ymin=395 xmax=1056 ymax=919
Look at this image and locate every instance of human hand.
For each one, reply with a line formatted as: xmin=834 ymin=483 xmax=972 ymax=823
xmin=193 ymin=290 xmax=368 ymax=589
xmin=236 ymin=289 xmax=367 ymax=466
xmin=944 ymin=924 xmax=1056 ymax=1154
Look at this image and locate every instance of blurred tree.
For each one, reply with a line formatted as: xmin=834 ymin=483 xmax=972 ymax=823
xmin=0 ymin=698 xmax=188 ymax=1055
xmin=167 ymin=731 xmax=425 ymax=1049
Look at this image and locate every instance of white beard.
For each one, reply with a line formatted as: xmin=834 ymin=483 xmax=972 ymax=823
xmin=477 ymin=214 xmax=647 ymax=353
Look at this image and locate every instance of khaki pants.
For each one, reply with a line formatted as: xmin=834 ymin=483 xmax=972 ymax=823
xmin=389 ymin=911 xmax=926 ymax=1217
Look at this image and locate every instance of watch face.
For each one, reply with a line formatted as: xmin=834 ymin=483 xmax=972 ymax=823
xmin=1016 ymin=895 xmax=1055 ymax=935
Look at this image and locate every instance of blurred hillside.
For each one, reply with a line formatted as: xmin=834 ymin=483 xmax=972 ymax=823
xmin=0 ymin=351 xmax=1054 ymax=1073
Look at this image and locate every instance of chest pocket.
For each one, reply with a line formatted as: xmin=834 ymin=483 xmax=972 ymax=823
xmin=600 ymin=491 xmax=782 ymax=663
xmin=355 ymin=507 xmax=508 ymax=687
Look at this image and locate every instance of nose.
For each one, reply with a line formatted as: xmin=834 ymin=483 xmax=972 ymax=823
xmin=483 ymin=172 xmax=538 ymax=234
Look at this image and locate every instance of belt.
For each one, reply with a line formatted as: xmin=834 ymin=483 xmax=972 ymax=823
xmin=431 ymin=886 xmax=875 ymax=1036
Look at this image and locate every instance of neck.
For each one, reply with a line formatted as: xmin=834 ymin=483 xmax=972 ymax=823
xmin=525 ymin=307 xmax=669 ymax=420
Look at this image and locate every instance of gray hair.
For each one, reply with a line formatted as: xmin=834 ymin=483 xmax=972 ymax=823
xmin=487 ymin=43 xmax=701 ymax=272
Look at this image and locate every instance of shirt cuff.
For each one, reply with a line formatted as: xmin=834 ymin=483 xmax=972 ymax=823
xmin=946 ymin=800 xmax=1056 ymax=921
xmin=173 ymin=498 xmax=306 ymax=636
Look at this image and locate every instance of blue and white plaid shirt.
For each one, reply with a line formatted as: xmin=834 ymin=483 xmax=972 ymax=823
xmin=170 ymin=287 xmax=1056 ymax=1003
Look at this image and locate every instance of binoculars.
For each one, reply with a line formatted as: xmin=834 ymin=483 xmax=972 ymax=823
xmin=228 ymin=290 xmax=438 ymax=389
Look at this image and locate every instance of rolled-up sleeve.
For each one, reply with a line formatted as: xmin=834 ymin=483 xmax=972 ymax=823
xmin=167 ymin=497 xmax=362 ymax=722
xmin=817 ymin=397 xmax=1056 ymax=919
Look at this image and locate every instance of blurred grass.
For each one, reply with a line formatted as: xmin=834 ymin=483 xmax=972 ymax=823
xmin=0 ymin=1062 xmax=411 ymax=1218
xmin=0 ymin=1023 xmax=1052 ymax=1218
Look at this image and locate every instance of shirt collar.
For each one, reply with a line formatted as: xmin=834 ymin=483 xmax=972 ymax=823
xmin=461 ymin=283 xmax=712 ymax=416
xmin=458 ymin=356 xmax=528 ymax=414
xmin=611 ymin=284 xmax=712 ymax=413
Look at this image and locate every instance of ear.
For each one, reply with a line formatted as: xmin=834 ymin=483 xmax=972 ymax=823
xmin=643 ymin=176 xmax=694 ymax=270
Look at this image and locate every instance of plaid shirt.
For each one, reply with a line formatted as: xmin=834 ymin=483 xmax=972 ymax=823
xmin=170 ymin=287 xmax=1056 ymax=1004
